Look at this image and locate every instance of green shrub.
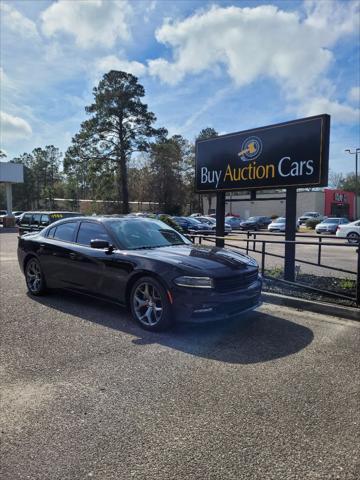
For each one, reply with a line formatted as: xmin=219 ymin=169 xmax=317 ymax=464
xmin=305 ymin=218 xmax=321 ymax=229
xmin=339 ymin=278 xmax=356 ymax=290
xmin=158 ymin=214 xmax=183 ymax=233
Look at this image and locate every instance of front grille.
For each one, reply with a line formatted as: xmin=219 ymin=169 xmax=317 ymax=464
xmin=214 ymin=297 xmax=259 ymax=315
xmin=214 ymin=269 xmax=259 ymax=292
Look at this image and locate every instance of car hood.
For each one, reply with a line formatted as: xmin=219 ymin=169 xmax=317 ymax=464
xmin=123 ymin=244 xmax=257 ymax=274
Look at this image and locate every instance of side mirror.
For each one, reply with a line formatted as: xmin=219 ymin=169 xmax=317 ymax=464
xmin=90 ymin=239 xmax=111 ymax=250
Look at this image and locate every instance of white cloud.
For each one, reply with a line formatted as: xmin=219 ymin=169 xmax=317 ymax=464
xmin=96 ymin=55 xmax=146 ymax=77
xmin=348 ymin=86 xmax=360 ymax=104
xmin=0 ymin=67 xmax=7 ymax=83
xmin=0 ymin=3 xmax=39 ymax=39
xmin=41 ymin=0 xmax=131 ymax=48
xmin=299 ymin=97 xmax=359 ymax=124
xmin=0 ymin=112 xmax=32 ymax=141
xmin=148 ymin=2 xmax=359 ymax=123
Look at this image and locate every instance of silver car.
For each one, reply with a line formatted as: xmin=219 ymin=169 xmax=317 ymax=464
xmin=268 ymin=217 xmax=286 ymax=232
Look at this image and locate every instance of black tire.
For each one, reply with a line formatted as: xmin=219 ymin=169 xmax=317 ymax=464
xmin=25 ymin=257 xmax=47 ymax=295
xmin=130 ymin=276 xmax=173 ymax=331
xmin=347 ymin=232 xmax=360 ymax=244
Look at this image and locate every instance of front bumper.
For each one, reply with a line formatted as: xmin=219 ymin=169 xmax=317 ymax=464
xmin=316 ymin=228 xmax=336 ymax=234
xmin=171 ymin=278 xmax=262 ymax=323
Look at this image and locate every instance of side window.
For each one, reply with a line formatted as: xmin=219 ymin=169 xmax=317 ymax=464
xmin=76 ymin=222 xmax=111 ymax=246
xmin=53 ymin=222 xmax=77 ymax=242
xmin=40 ymin=214 xmax=50 ymax=226
xmin=20 ymin=213 xmax=32 ymax=226
xmin=32 ymin=213 xmax=41 ymax=227
xmin=47 ymin=225 xmax=57 ymax=238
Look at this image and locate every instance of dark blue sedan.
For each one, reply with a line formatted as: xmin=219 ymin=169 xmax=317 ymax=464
xmin=18 ymin=217 xmax=262 ymax=331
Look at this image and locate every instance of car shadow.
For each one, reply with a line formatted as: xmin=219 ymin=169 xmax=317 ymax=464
xmin=30 ymin=290 xmax=314 ymax=365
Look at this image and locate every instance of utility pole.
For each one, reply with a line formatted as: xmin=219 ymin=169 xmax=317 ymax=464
xmin=345 ymin=148 xmax=360 ymax=219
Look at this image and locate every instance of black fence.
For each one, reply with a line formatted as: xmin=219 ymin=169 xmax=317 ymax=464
xmin=190 ymin=231 xmax=360 ymax=307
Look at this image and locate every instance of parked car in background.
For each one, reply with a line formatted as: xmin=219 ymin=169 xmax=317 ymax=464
xmin=315 ymin=217 xmax=349 ymax=235
xmin=239 ymin=216 xmax=272 ymax=231
xmin=268 ymin=217 xmax=286 ymax=232
xmin=298 ymin=211 xmax=324 ymax=226
xmin=18 ymin=211 xmax=81 ymax=235
xmin=335 ymin=220 xmax=360 ymax=243
xmin=224 ymin=216 xmax=243 ymax=229
xmin=172 ymin=216 xmax=212 ymax=235
xmin=13 ymin=211 xmax=24 ymax=224
xmin=0 ymin=210 xmax=7 ymax=224
xmin=194 ymin=216 xmax=232 ymax=235
xmin=268 ymin=217 xmax=299 ymax=233
xmin=18 ymin=216 xmax=262 ymax=330
xmin=189 ymin=213 xmax=202 ymax=217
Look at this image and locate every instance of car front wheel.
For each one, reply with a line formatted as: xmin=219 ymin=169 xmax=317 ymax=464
xmin=130 ymin=276 xmax=173 ymax=331
xmin=25 ymin=257 xmax=47 ymax=295
xmin=347 ymin=232 xmax=360 ymax=244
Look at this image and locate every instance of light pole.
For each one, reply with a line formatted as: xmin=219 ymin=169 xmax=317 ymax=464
xmin=345 ymin=148 xmax=360 ymax=219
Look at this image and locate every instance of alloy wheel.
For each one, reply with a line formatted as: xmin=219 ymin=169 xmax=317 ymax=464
xmin=347 ymin=232 xmax=359 ymax=244
xmin=26 ymin=259 xmax=43 ymax=293
xmin=133 ymin=282 xmax=163 ymax=327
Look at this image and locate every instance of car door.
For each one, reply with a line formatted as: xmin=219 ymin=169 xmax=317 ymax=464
xmin=39 ymin=221 xmax=81 ymax=289
xmin=69 ymin=221 xmax=134 ymax=301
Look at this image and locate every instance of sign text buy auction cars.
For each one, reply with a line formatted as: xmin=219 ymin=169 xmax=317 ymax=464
xmin=195 ymin=115 xmax=330 ymax=192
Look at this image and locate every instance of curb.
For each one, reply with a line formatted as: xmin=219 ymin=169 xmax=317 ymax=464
xmin=0 ymin=227 xmax=18 ymax=233
xmin=262 ymin=292 xmax=360 ymax=322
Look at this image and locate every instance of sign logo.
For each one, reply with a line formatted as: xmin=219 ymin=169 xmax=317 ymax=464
xmin=238 ymin=136 xmax=262 ymax=162
xmin=334 ymin=192 xmax=347 ymax=203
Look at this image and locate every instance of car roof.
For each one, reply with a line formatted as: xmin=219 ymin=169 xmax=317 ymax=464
xmin=22 ymin=211 xmax=81 ymax=215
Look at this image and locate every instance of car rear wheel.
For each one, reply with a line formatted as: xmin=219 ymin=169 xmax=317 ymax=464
xmin=25 ymin=258 xmax=47 ymax=295
xmin=130 ymin=277 xmax=173 ymax=331
xmin=347 ymin=232 xmax=359 ymax=244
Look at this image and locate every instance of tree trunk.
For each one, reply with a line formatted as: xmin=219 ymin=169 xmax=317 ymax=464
xmin=120 ymin=153 xmax=129 ymax=214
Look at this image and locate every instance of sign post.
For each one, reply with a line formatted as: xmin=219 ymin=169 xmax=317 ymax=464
xmin=195 ymin=114 xmax=330 ymax=280
xmin=216 ymin=192 xmax=225 ymax=247
xmin=284 ymin=188 xmax=297 ymax=281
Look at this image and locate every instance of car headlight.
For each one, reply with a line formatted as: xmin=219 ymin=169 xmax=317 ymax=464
xmin=173 ymin=276 xmax=214 ymax=288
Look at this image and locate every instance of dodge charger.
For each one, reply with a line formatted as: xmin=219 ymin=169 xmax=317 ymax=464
xmin=18 ymin=217 xmax=262 ymax=331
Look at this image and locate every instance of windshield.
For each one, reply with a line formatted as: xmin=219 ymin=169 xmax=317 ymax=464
xmin=322 ymin=218 xmax=340 ymax=224
xmin=274 ymin=217 xmax=285 ymax=223
xmin=186 ymin=217 xmax=202 ymax=225
xmin=247 ymin=217 xmax=258 ymax=221
xmin=107 ymin=219 xmax=190 ymax=250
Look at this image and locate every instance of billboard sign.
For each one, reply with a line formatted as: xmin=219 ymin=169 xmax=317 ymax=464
xmin=195 ymin=114 xmax=330 ymax=192
xmin=0 ymin=162 xmax=24 ymax=183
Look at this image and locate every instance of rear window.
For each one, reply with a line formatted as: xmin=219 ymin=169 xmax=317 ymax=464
xmin=53 ymin=222 xmax=78 ymax=242
xmin=20 ymin=214 xmax=32 ymax=226
xmin=31 ymin=214 xmax=41 ymax=227
xmin=48 ymin=225 xmax=57 ymax=238
xmin=40 ymin=214 xmax=50 ymax=226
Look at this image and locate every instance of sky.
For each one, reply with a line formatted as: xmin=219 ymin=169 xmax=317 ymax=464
xmin=0 ymin=0 xmax=359 ymax=174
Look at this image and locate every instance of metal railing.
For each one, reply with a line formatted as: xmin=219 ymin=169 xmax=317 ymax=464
xmin=190 ymin=231 xmax=360 ymax=307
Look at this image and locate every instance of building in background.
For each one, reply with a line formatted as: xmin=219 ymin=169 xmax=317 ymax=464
xmin=203 ymin=188 xmax=358 ymax=220
xmin=324 ymin=189 xmax=356 ymax=219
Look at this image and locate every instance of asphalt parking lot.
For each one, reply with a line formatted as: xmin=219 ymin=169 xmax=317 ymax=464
xmin=1 ymin=231 xmax=359 ymax=480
